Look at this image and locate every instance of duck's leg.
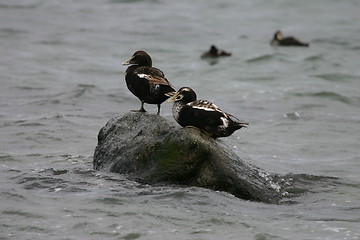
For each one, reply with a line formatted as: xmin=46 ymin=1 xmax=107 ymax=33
xmin=156 ymin=104 xmax=161 ymax=115
xmin=131 ymin=100 xmax=146 ymax=113
xmin=139 ymin=101 xmax=146 ymax=112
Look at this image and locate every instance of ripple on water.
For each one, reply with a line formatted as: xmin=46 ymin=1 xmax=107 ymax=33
xmin=122 ymin=233 xmax=141 ymax=240
xmin=0 ymin=28 xmax=28 ymax=36
xmin=0 ymin=154 xmax=21 ymax=162
xmin=313 ymin=73 xmax=360 ymax=82
xmin=15 ymin=167 xmax=97 ymax=193
xmin=20 ymin=84 xmax=102 ymax=107
xmin=13 ymin=86 xmax=47 ymax=91
xmin=240 ymin=76 xmax=276 ymax=81
xmin=0 ymin=192 xmax=29 ymax=203
xmin=2 ymin=210 xmax=44 ymax=219
xmin=110 ymin=0 xmax=155 ymax=3
xmin=304 ymin=54 xmax=323 ymax=62
xmin=94 ymin=197 xmax=126 ymax=205
xmin=255 ymin=233 xmax=286 ymax=240
xmin=153 ymin=191 xmax=190 ymax=200
xmin=273 ymin=173 xmax=360 ymax=204
xmin=294 ymin=91 xmax=354 ymax=105
xmin=0 ymin=1 xmax=42 ymax=9
xmin=245 ymin=54 xmax=275 ymax=63
xmin=312 ymin=37 xmax=350 ymax=46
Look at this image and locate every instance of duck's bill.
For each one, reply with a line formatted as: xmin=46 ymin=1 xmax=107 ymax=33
xmin=166 ymin=91 xmax=179 ymax=102
xmin=165 ymin=91 xmax=176 ymax=97
xmin=122 ymin=59 xmax=131 ymax=66
xmin=122 ymin=56 xmax=134 ymax=66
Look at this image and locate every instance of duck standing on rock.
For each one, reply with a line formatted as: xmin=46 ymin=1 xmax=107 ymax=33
xmin=201 ymin=45 xmax=232 ymax=58
xmin=122 ymin=51 xmax=175 ymax=114
xmin=271 ymin=30 xmax=309 ymax=47
xmin=167 ymin=87 xmax=249 ymax=138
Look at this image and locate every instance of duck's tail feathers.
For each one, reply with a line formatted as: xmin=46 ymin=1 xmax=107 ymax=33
xmin=228 ymin=114 xmax=249 ymax=128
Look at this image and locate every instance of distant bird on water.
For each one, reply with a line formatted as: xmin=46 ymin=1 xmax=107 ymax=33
xmin=122 ymin=51 xmax=175 ymax=114
xmin=271 ymin=30 xmax=309 ymax=47
xmin=201 ymin=45 xmax=232 ymax=58
xmin=167 ymin=87 xmax=248 ymax=138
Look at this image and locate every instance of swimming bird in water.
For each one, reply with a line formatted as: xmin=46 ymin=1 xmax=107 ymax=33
xmin=167 ymin=87 xmax=248 ymax=138
xmin=122 ymin=51 xmax=175 ymax=114
xmin=201 ymin=45 xmax=232 ymax=58
xmin=271 ymin=30 xmax=309 ymax=47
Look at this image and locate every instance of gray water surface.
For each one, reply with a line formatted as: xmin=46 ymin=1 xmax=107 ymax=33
xmin=1 ymin=0 xmax=360 ymax=239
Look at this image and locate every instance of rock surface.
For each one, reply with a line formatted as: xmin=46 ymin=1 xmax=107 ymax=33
xmin=93 ymin=112 xmax=281 ymax=204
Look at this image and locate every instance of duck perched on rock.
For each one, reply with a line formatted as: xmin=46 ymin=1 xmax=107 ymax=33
xmin=271 ymin=30 xmax=309 ymax=47
xmin=167 ymin=87 xmax=248 ymax=138
xmin=201 ymin=45 xmax=232 ymax=58
xmin=122 ymin=51 xmax=175 ymax=114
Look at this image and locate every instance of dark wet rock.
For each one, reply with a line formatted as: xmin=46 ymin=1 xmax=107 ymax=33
xmin=93 ymin=112 xmax=281 ymax=204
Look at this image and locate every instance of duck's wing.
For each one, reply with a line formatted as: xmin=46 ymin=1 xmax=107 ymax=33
xmin=189 ymin=100 xmax=222 ymax=112
xmin=281 ymin=37 xmax=308 ymax=46
xmin=134 ymin=66 xmax=171 ymax=86
xmin=179 ymin=100 xmax=225 ymax=127
xmin=190 ymin=100 xmax=249 ymax=127
xmin=136 ymin=73 xmax=170 ymax=86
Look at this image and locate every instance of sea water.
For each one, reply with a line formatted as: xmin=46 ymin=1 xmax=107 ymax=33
xmin=1 ymin=0 xmax=360 ymax=239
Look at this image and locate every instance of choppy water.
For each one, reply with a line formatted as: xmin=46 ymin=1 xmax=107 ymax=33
xmin=1 ymin=0 xmax=360 ymax=239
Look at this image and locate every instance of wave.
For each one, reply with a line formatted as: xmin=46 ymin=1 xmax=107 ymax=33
xmin=0 ymin=28 xmax=28 ymax=38
xmin=0 ymin=1 xmax=43 ymax=9
xmin=37 ymin=40 xmax=68 ymax=46
xmin=272 ymin=173 xmax=359 ymax=204
xmin=14 ymin=86 xmax=47 ymax=91
xmin=304 ymin=54 xmax=323 ymax=62
xmin=312 ymin=37 xmax=350 ymax=46
xmin=240 ymin=76 xmax=276 ymax=81
xmin=245 ymin=54 xmax=275 ymax=63
xmin=294 ymin=91 xmax=353 ymax=105
xmin=109 ymin=0 xmax=159 ymax=3
xmin=313 ymin=73 xmax=360 ymax=82
xmin=15 ymin=166 xmax=96 ymax=193
xmin=348 ymin=46 xmax=360 ymax=51
xmin=23 ymin=84 xmax=102 ymax=106
xmin=70 ymin=84 xmax=98 ymax=98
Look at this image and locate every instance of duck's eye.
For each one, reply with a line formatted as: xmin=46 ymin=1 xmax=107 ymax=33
xmin=175 ymin=94 xmax=183 ymax=101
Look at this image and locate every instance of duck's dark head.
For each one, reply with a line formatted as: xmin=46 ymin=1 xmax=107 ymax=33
xmin=122 ymin=50 xmax=152 ymax=67
xmin=274 ymin=30 xmax=283 ymax=40
xmin=167 ymin=87 xmax=197 ymax=104
xmin=209 ymin=45 xmax=218 ymax=55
